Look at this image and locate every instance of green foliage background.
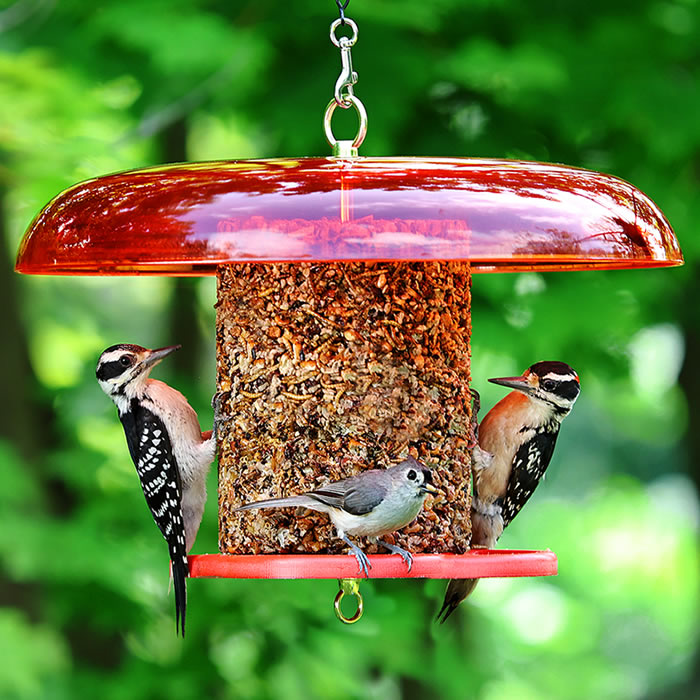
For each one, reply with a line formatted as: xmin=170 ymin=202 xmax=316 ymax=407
xmin=1 ymin=1 xmax=699 ymax=698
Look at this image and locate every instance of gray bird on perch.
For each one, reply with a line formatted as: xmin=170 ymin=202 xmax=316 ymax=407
xmin=235 ymin=457 xmax=438 ymax=576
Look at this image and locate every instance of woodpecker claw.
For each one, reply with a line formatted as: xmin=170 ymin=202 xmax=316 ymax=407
xmin=467 ymin=388 xmax=482 ymax=448
xmin=212 ymin=390 xmax=233 ymax=446
xmin=470 ymin=388 xmax=481 ymax=416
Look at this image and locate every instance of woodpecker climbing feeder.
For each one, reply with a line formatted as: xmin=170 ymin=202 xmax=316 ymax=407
xmin=14 ymin=10 xmax=683 ymax=622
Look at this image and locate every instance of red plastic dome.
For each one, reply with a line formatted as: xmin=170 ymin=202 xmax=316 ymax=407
xmin=15 ymin=157 xmax=682 ymax=275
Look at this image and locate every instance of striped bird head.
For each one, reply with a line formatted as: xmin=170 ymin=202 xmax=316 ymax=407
xmin=488 ymin=361 xmax=580 ymax=417
xmin=96 ymin=343 xmax=180 ymax=404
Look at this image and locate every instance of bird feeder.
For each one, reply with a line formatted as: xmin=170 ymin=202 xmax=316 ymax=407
xmin=14 ymin=14 xmax=683 ymax=623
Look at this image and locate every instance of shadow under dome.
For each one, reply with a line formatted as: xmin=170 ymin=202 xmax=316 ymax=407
xmin=15 ymin=157 xmax=683 ymax=276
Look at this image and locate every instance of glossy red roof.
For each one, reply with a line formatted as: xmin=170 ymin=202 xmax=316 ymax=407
xmin=16 ymin=157 xmax=683 ymax=275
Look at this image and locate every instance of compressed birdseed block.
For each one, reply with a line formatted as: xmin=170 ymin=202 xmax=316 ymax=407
xmin=216 ymin=261 xmax=472 ymax=555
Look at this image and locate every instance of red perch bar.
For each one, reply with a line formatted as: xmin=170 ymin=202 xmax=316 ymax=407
xmin=187 ymin=550 xmax=558 ymax=580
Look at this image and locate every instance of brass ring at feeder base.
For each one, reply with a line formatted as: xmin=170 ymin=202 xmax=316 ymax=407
xmin=334 ymin=578 xmax=364 ymax=624
xmin=324 ymin=94 xmax=367 ymax=157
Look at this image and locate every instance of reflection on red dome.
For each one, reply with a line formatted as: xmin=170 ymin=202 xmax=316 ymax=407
xmin=16 ymin=157 xmax=682 ymax=275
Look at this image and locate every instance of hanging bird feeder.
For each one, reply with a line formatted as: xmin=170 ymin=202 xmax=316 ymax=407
xmin=15 ymin=10 xmax=682 ymax=624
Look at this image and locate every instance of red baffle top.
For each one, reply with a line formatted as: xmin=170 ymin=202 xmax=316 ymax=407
xmin=15 ymin=158 xmax=682 ymax=275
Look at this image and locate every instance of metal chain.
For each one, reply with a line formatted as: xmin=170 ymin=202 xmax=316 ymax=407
xmin=335 ymin=0 xmax=350 ymax=25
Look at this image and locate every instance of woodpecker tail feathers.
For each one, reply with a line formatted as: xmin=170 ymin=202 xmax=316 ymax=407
xmin=172 ymin=556 xmax=188 ymax=638
xmin=436 ymin=578 xmax=480 ymax=624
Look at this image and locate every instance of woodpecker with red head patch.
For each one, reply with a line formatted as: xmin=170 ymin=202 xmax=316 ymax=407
xmin=437 ymin=361 xmax=580 ymax=623
xmin=96 ymin=344 xmax=216 ymax=636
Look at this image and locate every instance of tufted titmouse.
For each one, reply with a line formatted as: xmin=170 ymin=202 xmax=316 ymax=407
xmin=235 ymin=456 xmax=438 ymax=576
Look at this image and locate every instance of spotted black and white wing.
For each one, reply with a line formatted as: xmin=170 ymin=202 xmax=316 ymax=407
xmin=499 ymin=428 xmax=559 ymax=528
xmin=118 ymin=400 xmax=188 ymax=636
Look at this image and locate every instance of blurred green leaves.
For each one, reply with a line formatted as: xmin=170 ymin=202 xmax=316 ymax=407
xmin=442 ymin=39 xmax=568 ymax=106
xmin=0 ymin=609 xmax=70 ymax=699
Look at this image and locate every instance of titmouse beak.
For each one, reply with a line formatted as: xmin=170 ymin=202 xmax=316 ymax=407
xmin=488 ymin=374 xmax=533 ymax=394
xmin=144 ymin=345 xmax=181 ymax=368
xmin=422 ymin=482 xmax=439 ymax=495
xmin=418 ymin=466 xmax=439 ymax=495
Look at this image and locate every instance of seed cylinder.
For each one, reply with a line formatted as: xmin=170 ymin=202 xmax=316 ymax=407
xmin=216 ymin=261 xmax=472 ymax=556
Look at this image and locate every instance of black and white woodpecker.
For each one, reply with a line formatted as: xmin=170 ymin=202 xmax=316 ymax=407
xmin=436 ymin=361 xmax=580 ymax=623
xmin=96 ymin=344 xmax=216 ymax=637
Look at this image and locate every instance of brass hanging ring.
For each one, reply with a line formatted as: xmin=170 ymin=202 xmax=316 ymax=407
xmin=324 ymin=94 xmax=368 ymax=154
xmin=334 ymin=578 xmax=364 ymax=624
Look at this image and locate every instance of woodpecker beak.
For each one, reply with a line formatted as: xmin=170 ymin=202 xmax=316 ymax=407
xmin=488 ymin=374 xmax=534 ymax=394
xmin=144 ymin=345 xmax=181 ymax=368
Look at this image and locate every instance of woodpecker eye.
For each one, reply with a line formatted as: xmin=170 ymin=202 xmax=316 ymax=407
xmin=120 ymin=356 xmax=132 ymax=367
xmin=407 ymin=469 xmax=417 ymax=481
xmin=541 ymin=379 xmax=556 ymax=391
